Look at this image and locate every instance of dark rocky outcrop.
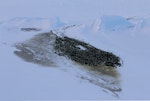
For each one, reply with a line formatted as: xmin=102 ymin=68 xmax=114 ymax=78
xmin=53 ymin=32 xmax=122 ymax=68
xmin=14 ymin=31 xmax=122 ymax=68
xmin=21 ymin=28 xmax=41 ymax=31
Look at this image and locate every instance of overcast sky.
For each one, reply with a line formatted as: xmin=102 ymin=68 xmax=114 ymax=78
xmin=0 ymin=0 xmax=150 ymax=21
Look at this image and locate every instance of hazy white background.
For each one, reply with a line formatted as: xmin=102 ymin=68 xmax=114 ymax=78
xmin=1 ymin=0 xmax=150 ymax=22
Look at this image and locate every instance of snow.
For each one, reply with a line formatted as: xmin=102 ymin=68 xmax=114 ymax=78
xmin=100 ymin=15 xmax=133 ymax=31
xmin=1 ymin=0 xmax=150 ymax=100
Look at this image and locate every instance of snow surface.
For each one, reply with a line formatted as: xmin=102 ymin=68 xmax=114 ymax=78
xmin=100 ymin=15 xmax=133 ymax=31
xmin=1 ymin=0 xmax=150 ymax=100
